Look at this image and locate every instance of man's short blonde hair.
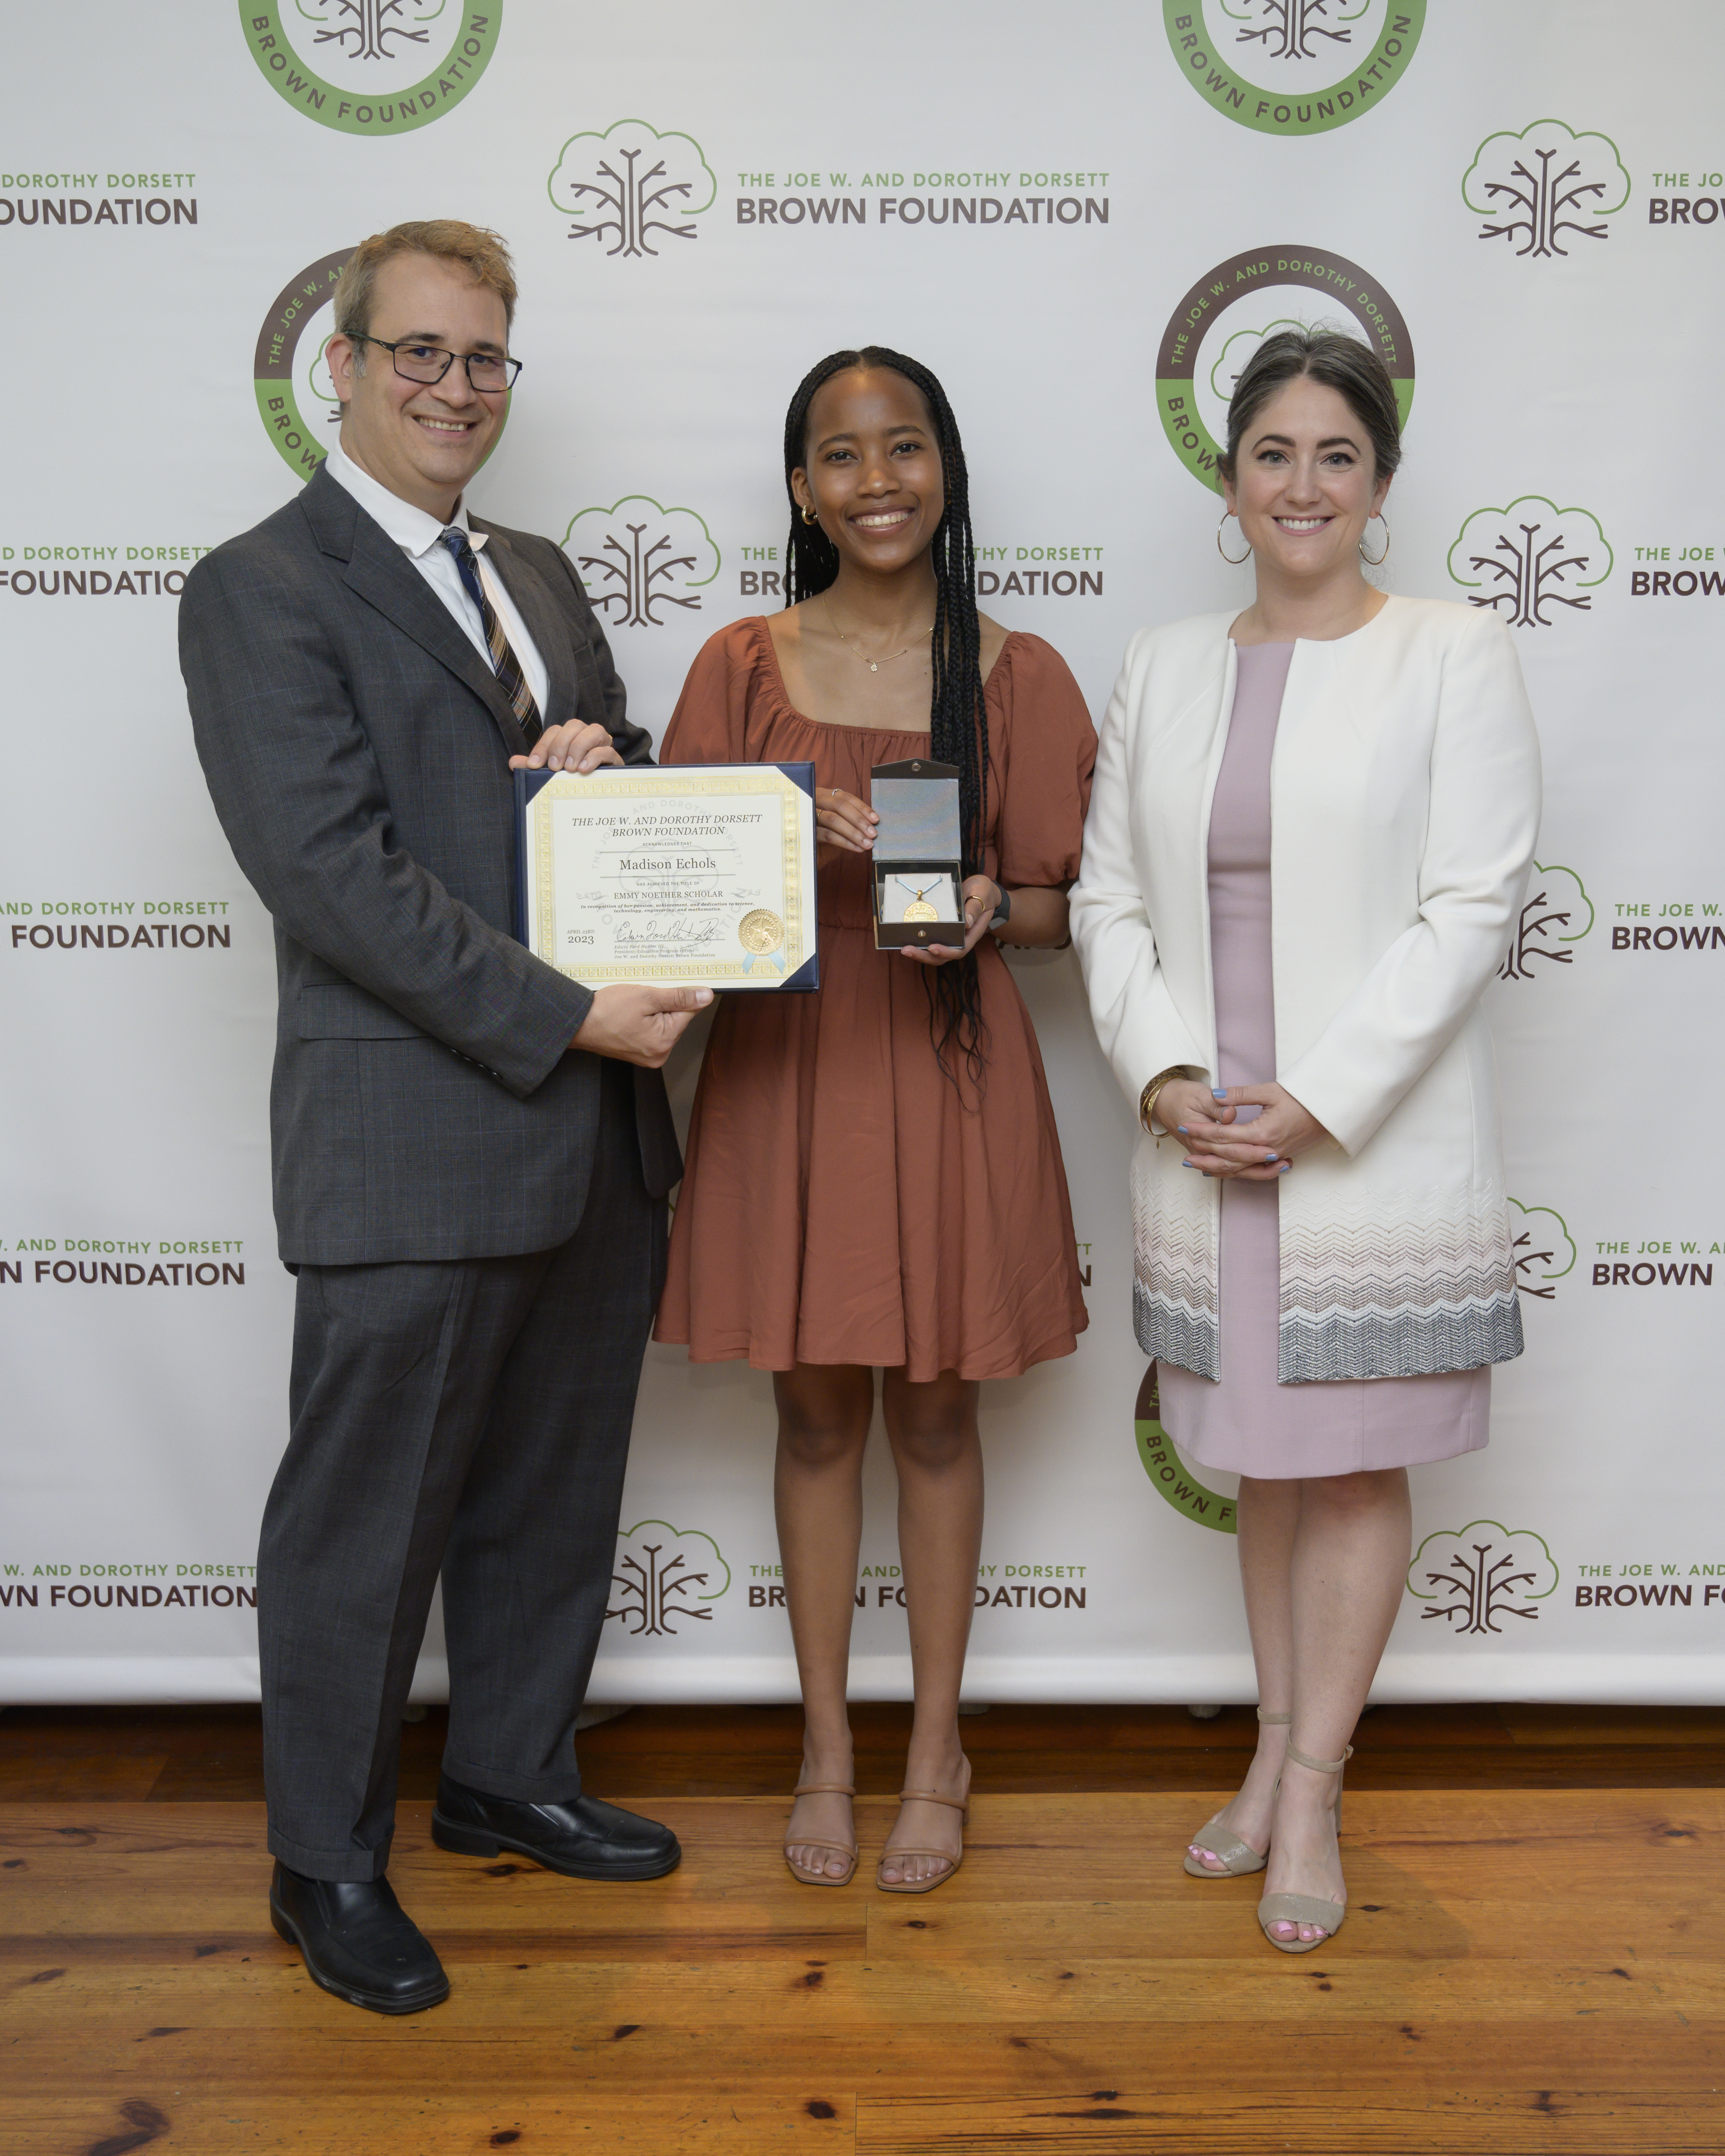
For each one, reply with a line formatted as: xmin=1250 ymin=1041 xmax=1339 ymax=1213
xmin=333 ymin=220 xmax=518 ymax=351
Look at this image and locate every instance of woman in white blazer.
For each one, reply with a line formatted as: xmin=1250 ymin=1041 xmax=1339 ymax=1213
xmin=1071 ymin=330 xmax=1539 ymax=1952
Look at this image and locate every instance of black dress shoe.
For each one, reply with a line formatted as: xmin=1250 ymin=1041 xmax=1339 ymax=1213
xmin=432 ymin=1773 xmax=681 ymax=1880
xmin=269 ymin=1862 xmax=449 ymax=2015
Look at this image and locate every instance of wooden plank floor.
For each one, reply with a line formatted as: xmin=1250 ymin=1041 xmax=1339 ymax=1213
xmin=3 ymin=1706 xmax=1722 ymax=2153
xmin=6 ymin=1699 xmax=1724 ymax=1804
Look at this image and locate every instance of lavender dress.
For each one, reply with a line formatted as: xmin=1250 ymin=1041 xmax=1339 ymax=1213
xmin=1158 ymin=642 xmax=1490 ymax=1479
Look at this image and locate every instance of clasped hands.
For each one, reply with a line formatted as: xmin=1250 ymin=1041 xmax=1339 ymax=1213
xmin=1154 ymin=1078 xmax=1330 ymax=1180
xmin=818 ymin=785 xmax=997 ymax=967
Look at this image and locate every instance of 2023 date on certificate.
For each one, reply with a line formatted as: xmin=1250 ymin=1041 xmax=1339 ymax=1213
xmin=518 ymin=763 xmax=819 ymax=990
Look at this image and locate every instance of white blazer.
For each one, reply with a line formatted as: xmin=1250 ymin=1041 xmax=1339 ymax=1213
xmin=1070 ymin=595 xmax=1541 ymax=1384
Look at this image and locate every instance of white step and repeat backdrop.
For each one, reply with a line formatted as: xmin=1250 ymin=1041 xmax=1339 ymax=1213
xmin=3 ymin=1 xmax=1722 ymax=1707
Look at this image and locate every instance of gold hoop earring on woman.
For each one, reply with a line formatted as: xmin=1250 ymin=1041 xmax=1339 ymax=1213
xmin=1359 ymin=515 xmax=1390 ymax=567
xmin=1217 ymin=512 xmax=1251 ymax=566
xmin=801 ymin=505 xmax=819 ymax=526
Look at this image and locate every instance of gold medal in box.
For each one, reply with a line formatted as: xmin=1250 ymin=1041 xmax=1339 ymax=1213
xmin=870 ymin=758 xmax=965 ymax=950
xmin=884 ymin=873 xmax=959 ymax=924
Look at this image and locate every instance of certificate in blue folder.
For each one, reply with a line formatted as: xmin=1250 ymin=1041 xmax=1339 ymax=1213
xmin=514 ymin=761 xmax=819 ymax=991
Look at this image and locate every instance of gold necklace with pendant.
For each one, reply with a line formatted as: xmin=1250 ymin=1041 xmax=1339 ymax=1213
xmin=891 ymin=875 xmax=942 ymax=922
xmin=824 ymin=595 xmax=933 ymax=674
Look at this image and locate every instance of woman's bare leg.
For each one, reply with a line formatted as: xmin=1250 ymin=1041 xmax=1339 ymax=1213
xmin=775 ymin=1363 xmax=875 ymax=1877
xmin=878 ymin=1367 xmax=983 ymax=1886
xmin=1186 ymin=1473 xmax=1298 ymax=1871
xmin=1263 ymin=1466 xmax=1413 ymax=1942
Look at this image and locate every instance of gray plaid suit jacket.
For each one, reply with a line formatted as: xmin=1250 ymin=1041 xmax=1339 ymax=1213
xmin=180 ymin=463 xmax=680 ymax=1266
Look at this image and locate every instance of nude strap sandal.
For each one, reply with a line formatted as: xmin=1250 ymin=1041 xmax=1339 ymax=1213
xmin=1183 ymin=1709 xmax=1290 ymax=1877
xmin=875 ymin=1783 xmax=969 ymax=1896
xmin=784 ymin=1782 xmax=858 ymax=1887
xmin=1257 ymin=1740 xmax=1354 ymax=1953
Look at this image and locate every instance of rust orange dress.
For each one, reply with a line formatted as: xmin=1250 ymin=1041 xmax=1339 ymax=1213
xmin=653 ymin=616 xmax=1095 ymax=1383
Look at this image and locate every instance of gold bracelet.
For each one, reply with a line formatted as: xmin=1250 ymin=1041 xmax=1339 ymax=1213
xmin=1139 ymin=1065 xmax=1203 ymax=1140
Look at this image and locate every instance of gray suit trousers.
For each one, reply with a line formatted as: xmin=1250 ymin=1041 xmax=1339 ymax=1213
xmin=259 ymin=1059 xmax=660 ymax=1881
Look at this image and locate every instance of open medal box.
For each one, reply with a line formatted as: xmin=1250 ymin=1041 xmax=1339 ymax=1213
xmin=870 ymin=758 xmax=966 ymax=951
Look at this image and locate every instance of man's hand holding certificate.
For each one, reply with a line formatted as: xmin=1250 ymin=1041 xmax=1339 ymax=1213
xmin=516 ymin=762 xmax=820 ymax=992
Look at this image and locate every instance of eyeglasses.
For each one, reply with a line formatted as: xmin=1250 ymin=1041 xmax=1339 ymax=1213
xmin=353 ymin=334 xmax=523 ymax=392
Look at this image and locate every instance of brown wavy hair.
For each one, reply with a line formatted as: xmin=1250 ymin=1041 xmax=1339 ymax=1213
xmin=332 ymin=219 xmax=518 ymax=351
xmin=1217 ymin=326 xmax=1402 ymax=486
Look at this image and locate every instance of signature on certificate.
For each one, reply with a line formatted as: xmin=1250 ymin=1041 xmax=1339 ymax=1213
xmin=614 ymin=914 xmax=724 ymax=948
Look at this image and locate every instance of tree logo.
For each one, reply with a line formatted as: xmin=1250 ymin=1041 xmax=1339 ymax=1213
xmin=239 ymin=4 xmax=503 ymax=135
xmin=548 ymin=121 xmax=718 ymax=258
xmin=1208 ymin=315 xmax=1311 ymax=402
xmin=1499 ymin=862 xmax=1594 ymax=980
xmin=1447 ymin=498 xmax=1612 ymax=625
xmin=1160 ymin=2 xmax=1425 ymax=138
xmin=606 ymin=1520 xmax=731 ymax=1638
xmin=1156 ymin=248 xmax=1414 ymax=490
xmin=1462 ymin=120 xmax=1631 ymax=259
xmin=1133 ymin=1363 xmax=1237 ymax=1534
xmin=1507 ymin=1200 xmax=1576 ymax=1301
xmin=253 ymin=248 xmax=352 ymax=477
xmin=1406 ymin=1523 xmax=1558 ymax=1633
xmin=562 ymin=498 xmax=720 ymax=627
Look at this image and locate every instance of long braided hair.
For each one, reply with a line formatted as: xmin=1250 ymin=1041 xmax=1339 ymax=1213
xmin=782 ymin=347 xmax=990 ymax=1079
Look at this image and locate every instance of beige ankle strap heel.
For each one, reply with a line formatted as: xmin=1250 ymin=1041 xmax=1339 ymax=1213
xmin=1182 ymin=1707 xmax=1292 ymax=1878
xmin=1257 ymin=1740 xmax=1355 ymax=1953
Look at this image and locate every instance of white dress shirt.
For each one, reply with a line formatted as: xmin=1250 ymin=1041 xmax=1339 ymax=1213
xmin=324 ymin=438 xmax=551 ymax=721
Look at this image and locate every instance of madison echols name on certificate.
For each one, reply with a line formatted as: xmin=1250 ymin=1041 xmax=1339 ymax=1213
xmin=521 ymin=765 xmax=817 ymax=989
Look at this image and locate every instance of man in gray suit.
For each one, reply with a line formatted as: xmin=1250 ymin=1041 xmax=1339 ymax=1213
xmin=180 ymin=220 xmax=710 ymax=2015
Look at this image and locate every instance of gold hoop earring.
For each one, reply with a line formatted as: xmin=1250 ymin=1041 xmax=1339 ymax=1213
xmin=1359 ymin=514 xmax=1390 ymax=567
xmin=800 ymin=505 xmax=819 ymax=526
xmin=1216 ymin=512 xmax=1251 ymax=566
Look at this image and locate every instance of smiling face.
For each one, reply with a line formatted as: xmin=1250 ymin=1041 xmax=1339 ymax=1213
xmin=326 ymin=250 xmax=511 ymax=519
xmin=1222 ymin=373 xmax=1391 ymax=583
xmin=791 ymin=367 xmax=947 ymax=575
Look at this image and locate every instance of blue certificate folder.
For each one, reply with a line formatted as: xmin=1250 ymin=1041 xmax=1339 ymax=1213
xmin=513 ymin=761 xmax=820 ymax=991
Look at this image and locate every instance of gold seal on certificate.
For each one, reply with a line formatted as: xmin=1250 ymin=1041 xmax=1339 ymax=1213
xmin=738 ymin=908 xmax=786 ymax=955
xmin=515 ymin=762 xmax=819 ymax=991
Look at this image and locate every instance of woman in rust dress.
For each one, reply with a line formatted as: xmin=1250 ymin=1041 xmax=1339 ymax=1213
xmin=655 ymin=347 xmax=1095 ymax=1893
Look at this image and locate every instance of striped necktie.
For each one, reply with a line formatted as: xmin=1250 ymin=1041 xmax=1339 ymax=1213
xmin=440 ymin=526 xmax=543 ymax=745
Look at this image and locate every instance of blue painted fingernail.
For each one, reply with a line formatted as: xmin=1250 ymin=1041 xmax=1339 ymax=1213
xmin=1175 ymin=1125 xmax=1189 ymax=1134
xmin=1277 ymin=1162 xmax=1290 ymax=1174
xmin=1264 ymin=1151 xmax=1279 ymax=1162
xmin=1212 ymin=1089 xmax=1227 ymax=1100
xmin=1181 ymin=1160 xmax=1200 ymax=1170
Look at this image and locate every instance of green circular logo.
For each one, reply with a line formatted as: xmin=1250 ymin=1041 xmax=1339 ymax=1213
xmin=240 ymin=3 xmax=503 ymax=135
xmin=1161 ymin=1 xmax=1425 ymax=137
xmin=1155 ymin=246 xmax=1415 ymax=491
xmin=1134 ymin=1365 xmax=1237 ymax=1534
xmin=253 ymin=249 xmax=351 ymax=477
